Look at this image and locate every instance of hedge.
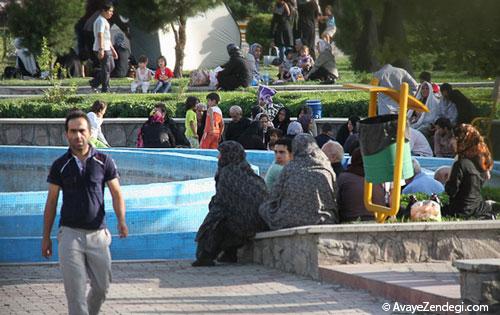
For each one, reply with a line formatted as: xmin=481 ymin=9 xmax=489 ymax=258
xmin=0 ymin=88 xmax=496 ymax=119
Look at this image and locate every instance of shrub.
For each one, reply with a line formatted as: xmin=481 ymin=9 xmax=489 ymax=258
xmin=246 ymin=13 xmax=273 ymax=53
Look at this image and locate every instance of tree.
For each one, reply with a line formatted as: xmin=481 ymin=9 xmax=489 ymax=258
xmin=118 ymin=0 xmax=223 ymax=77
xmin=352 ymin=9 xmax=379 ymax=72
xmin=6 ymin=0 xmax=84 ymax=56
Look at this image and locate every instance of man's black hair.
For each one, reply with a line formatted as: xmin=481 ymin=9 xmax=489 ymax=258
xmin=65 ymin=110 xmax=91 ymax=132
xmin=206 ymin=92 xmax=220 ymax=104
xmin=102 ymin=1 xmax=114 ymax=11
xmin=434 ymin=117 xmax=452 ymax=130
xmin=275 ymin=137 xmax=292 ymax=153
xmin=440 ymin=83 xmax=453 ymax=93
xmin=321 ymin=123 xmax=333 ymax=133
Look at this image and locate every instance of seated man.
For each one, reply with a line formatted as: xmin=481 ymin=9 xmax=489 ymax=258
xmin=315 ymin=123 xmax=335 ymax=149
xmin=321 ymin=140 xmax=344 ymax=178
xmin=434 ymin=166 xmax=451 ymax=186
xmin=265 ymin=137 xmax=292 ymax=190
xmin=224 ymin=105 xmax=251 ymax=143
xmin=402 ymin=158 xmax=444 ymax=195
xmin=409 ymin=127 xmax=433 ymax=157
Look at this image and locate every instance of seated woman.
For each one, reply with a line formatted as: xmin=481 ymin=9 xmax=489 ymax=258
xmin=336 ymin=149 xmax=385 ymax=222
xmin=408 ymin=81 xmax=440 ymax=138
xmin=136 ymin=109 xmax=175 ymax=148
xmin=304 ymin=39 xmax=339 ymax=84
xmin=272 ymin=107 xmax=291 ymax=136
xmin=259 ymin=134 xmax=339 ymax=230
xmin=336 ymin=116 xmax=360 ymax=146
xmin=444 ymin=124 xmax=497 ymax=219
xmin=238 ymin=113 xmax=270 ymax=150
xmin=87 ymin=100 xmax=110 ymax=148
xmin=217 ymin=44 xmax=252 ymax=91
xmin=193 ymin=141 xmax=269 ymax=266
xmin=247 ymin=43 xmax=262 ymax=82
xmin=433 ymin=118 xmax=455 ymax=158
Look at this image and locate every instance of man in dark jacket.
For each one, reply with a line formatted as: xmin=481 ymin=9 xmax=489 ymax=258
xmin=217 ymin=44 xmax=252 ymax=91
xmin=440 ymin=83 xmax=477 ymax=124
xmin=224 ymin=105 xmax=251 ymax=143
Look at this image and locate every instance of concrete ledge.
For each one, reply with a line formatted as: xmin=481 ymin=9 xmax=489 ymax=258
xmin=248 ymin=221 xmax=500 ymax=280
xmin=254 ymin=221 xmax=500 ymax=239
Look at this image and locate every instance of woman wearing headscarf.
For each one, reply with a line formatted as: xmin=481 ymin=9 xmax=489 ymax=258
xmin=408 ymin=81 xmax=440 ymax=137
xmin=217 ymin=44 xmax=252 ymax=91
xmin=305 ymin=39 xmax=338 ymax=83
xmin=297 ymin=105 xmax=318 ymax=136
xmin=247 ymin=43 xmax=262 ymax=82
xmin=238 ymin=113 xmax=270 ymax=150
xmin=444 ymin=124 xmax=497 ymax=219
xmin=259 ymin=133 xmax=339 ymax=230
xmin=193 ymin=141 xmax=269 ymax=266
xmin=136 ymin=109 xmax=175 ymax=148
xmin=336 ymin=148 xmax=385 ymax=222
xmin=336 ymin=116 xmax=360 ymax=146
xmin=286 ymin=121 xmax=303 ymax=138
xmin=272 ymin=107 xmax=292 ymax=135
xmin=271 ymin=0 xmax=294 ymax=60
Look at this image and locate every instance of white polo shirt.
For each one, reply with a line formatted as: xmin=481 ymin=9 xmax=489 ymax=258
xmin=93 ymin=15 xmax=111 ymax=52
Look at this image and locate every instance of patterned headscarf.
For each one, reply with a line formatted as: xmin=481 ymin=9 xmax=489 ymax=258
xmin=454 ymin=124 xmax=493 ymax=172
xmin=317 ymin=39 xmax=332 ymax=53
xmin=292 ymin=133 xmax=331 ymax=167
xmin=287 ymin=121 xmax=303 ymax=136
xmin=217 ymin=141 xmax=247 ymax=168
xmin=249 ymin=43 xmax=262 ymax=58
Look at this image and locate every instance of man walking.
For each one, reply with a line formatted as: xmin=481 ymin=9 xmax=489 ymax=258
xmin=42 ymin=110 xmax=128 ymax=315
xmin=89 ymin=1 xmax=118 ymax=93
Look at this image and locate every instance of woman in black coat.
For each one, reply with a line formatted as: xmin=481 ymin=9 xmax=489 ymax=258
xmin=217 ymin=44 xmax=252 ymax=91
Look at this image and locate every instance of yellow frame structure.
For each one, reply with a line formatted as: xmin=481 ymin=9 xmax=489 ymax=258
xmin=343 ymin=82 xmax=428 ymax=223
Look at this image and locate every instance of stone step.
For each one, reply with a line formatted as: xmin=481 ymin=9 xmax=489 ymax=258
xmin=0 ymin=81 xmax=494 ymax=96
xmin=319 ymin=262 xmax=461 ymax=313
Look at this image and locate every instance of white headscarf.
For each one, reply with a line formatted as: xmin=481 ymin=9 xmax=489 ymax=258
xmin=317 ymin=39 xmax=332 ymax=54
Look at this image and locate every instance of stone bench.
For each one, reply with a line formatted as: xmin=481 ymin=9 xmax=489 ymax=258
xmin=243 ymin=221 xmax=500 ymax=280
xmin=453 ymin=259 xmax=500 ymax=313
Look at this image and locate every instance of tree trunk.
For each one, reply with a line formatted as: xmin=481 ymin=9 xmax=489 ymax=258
xmin=171 ymin=15 xmax=187 ymax=78
xmin=493 ymin=76 xmax=500 ymax=105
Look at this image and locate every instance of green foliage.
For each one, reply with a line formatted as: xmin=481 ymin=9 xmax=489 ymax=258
xmin=6 ymin=0 xmax=84 ymax=56
xmin=37 ymin=37 xmax=53 ymax=74
xmin=225 ymin=0 xmax=273 ymax=21
xmin=246 ymin=14 xmax=273 ymax=53
xmin=481 ymin=187 xmax=500 ymax=203
xmin=118 ymin=0 xmax=222 ymax=32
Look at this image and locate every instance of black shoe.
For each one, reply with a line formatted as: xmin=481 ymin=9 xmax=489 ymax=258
xmin=191 ymin=259 xmax=215 ymax=267
xmin=217 ymin=251 xmax=238 ymax=263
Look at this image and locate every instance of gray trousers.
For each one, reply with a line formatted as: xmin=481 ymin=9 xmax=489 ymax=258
xmin=90 ymin=51 xmax=114 ymax=93
xmin=58 ymin=226 xmax=112 ymax=315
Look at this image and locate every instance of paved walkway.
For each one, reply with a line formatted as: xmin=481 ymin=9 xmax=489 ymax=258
xmin=0 ymin=261 xmax=389 ymax=315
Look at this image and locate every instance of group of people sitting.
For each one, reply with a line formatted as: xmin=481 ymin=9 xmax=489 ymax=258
xmin=192 ymin=120 xmax=497 ymax=267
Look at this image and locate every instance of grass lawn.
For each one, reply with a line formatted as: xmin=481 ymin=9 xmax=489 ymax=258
xmin=0 ymin=56 xmax=495 ymax=86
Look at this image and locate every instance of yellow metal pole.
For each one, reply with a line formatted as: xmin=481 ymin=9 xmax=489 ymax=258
xmin=364 ymin=90 xmax=379 ymax=219
xmin=389 ymin=82 xmax=410 ymax=218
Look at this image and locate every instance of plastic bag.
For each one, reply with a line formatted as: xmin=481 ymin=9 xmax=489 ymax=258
xmin=410 ymin=200 xmax=442 ymax=222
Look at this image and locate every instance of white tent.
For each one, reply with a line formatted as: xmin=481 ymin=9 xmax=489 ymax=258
xmin=130 ymin=4 xmax=241 ymax=71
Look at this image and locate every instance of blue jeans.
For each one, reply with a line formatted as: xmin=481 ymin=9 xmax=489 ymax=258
xmin=153 ymin=81 xmax=171 ymax=93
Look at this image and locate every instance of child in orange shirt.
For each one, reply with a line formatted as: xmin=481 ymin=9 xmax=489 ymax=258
xmin=200 ymin=93 xmax=224 ymax=149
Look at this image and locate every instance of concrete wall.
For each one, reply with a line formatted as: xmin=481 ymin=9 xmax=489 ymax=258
xmin=0 ymin=118 xmax=348 ymax=146
xmin=248 ymin=222 xmax=500 ymax=280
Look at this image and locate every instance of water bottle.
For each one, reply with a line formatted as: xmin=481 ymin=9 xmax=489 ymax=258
xmin=263 ymin=71 xmax=270 ymax=85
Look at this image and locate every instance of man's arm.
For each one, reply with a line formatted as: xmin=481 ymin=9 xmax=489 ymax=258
xmin=107 ymin=178 xmax=128 ymax=238
xmin=42 ymin=184 xmax=60 ymax=258
xmin=98 ymin=32 xmax=105 ymax=60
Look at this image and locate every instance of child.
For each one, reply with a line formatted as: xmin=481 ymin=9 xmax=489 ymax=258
xmin=320 ymin=5 xmax=336 ymax=43
xmin=278 ymin=49 xmax=294 ymax=81
xmin=298 ymin=46 xmax=314 ymax=74
xmin=131 ymin=55 xmax=152 ymax=93
xmin=200 ymin=93 xmax=224 ymax=149
xmin=153 ymin=56 xmax=174 ymax=93
xmin=268 ymin=128 xmax=283 ymax=151
xmin=433 ymin=118 xmax=455 ymax=158
xmin=288 ymin=60 xmax=303 ymax=82
xmin=184 ymin=96 xmax=200 ymax=148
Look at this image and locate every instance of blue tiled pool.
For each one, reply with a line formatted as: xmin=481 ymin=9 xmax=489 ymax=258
xmin=0 ymin=146 xmax=498 ymax=263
